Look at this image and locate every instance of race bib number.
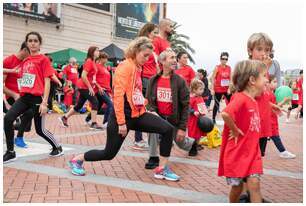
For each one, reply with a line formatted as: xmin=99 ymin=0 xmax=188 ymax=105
xmin=221 ymin=79 xmax=230 ymax=87
xmin=132 ymin=89 xmax=145 ymax=106
xmin=20 ymin=73 xmax=36 ymax=88
xmin=293 ymin=93 xmax=299 ymax=101
xmin=71 ymin=68 xmax=78 ymax=74
xmin=157 ymin=87 xmax=172 ymax=103
xmin=197 ymin=103 xmax=208 ymax=115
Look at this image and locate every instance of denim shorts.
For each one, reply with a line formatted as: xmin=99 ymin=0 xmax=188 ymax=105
xmin=226 ymin=174 xmax=261 ymax=186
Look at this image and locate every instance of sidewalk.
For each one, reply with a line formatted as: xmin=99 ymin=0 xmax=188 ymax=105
xmin=3 ymin=112 xmax=303 ymax=203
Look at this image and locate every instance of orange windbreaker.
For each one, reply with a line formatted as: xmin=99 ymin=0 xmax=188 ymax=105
xmin=113 ymin=58 xmax=146 ymax=125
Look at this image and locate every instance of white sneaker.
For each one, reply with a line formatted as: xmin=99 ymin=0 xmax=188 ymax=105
xmin=102 ymin=123 xmax=108 ymax=129
xmin=286 ymin=119 xmax=290 ymax=123
xmin=279 ymin=151 xmax=296 ymax=159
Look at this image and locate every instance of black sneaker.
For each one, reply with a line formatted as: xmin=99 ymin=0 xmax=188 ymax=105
xmin=239 ymin=193 xmax=250 ymax=203
xmin=3 ymin=151 xmax=17 ymax=164
xmin=90 ymin=122 xmax=103 ymax=130
xmin=85 ymin=116 xmax=91 ymax=125
xmin=189 ymin=141 xmax=198 ymax=156
xmin=145 ymin=156 xmax=159 ymax=169
xmin=58 ymin=116 xmax=68 ymax=128
xmin=49 ymin=146 xmax=64 ymax=157
xmin=197 ymin=144 xmax=204 ymax=151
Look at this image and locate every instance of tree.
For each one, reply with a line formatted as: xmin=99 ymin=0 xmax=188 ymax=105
xmin=168 ymin=22 xmax=196 ymax=64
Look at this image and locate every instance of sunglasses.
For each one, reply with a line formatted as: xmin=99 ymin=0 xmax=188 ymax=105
xmin=221 ymin=58 xmax=228 ymax=61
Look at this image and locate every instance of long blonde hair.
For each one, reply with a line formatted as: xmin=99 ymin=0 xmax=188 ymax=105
xmin=125 ymin=37 xmax=153 ymax=59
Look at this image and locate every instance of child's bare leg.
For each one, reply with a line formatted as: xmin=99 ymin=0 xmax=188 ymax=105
xmin=247 ymin=176 xmax=262 ymax=203
xmin=229 ymin=184 xmax=243 ymax=203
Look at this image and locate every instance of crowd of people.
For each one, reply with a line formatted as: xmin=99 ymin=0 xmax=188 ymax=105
xmin=3 ymin=18 xmax=303 ymax=203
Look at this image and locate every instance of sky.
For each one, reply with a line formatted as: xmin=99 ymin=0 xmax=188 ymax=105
xmin=167 ymin=2 xmax=303 ymax=73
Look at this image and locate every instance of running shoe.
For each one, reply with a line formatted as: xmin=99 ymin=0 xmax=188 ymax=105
xmin=49 ymin=146 xmax=64 ymax=157
xmin=132 ymin=140 xmax=149 ymax=151
xmin=3 ymin=151 xmax=17 ymax=164
xmin=145 ymin=156 xmax=159 ymax=169
xmin=58 ymin=116 xmax=68 ymax=128
xmin=90 ymin=122 xmax=103 ymax=130
xmin=14 ymin=137 xmax=28 ymax=148
xmin=68 ymin=159 xmax=85 ymax=176
xmin=279 ymin=151 xmax=296 ymax=159
xmin=154 ymin=165 xmax=180 ymax=181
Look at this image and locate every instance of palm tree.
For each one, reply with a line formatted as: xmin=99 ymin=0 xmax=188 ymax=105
xmin=168 ymin=22 xmax=196 ymax=64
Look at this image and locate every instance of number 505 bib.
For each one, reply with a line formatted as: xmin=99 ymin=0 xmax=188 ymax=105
xmin=20 ymin=73 xmax=36 ymax=88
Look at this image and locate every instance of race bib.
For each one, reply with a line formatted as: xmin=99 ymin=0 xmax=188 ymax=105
xmin=293 ymin=93 xmax=299 ymax=101
xmin=157 ymin=87 xmax=172 ymax=103
xmin=197 ymin=103 xmax=208 ymax=115
xmin=71 ymin=68 xmax=78 ymax=74
xmin=20 ymin=73 xmax=36 ymax=88
xmin=221 ymin=79 xmax=230 ymax=87
xmin=132 ymin=89 xmax=145 ymax=106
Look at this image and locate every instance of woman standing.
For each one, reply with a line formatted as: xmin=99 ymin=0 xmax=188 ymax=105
xmin=4 ymin=31 xmax=63 ymax=163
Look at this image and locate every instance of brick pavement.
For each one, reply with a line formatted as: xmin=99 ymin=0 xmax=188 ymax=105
xmin=3 ymin=110 xmax=303 ymax=203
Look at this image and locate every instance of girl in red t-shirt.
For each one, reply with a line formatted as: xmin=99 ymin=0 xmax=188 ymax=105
xmin=267 ymin=76 xmax=296 ymax=159
xmin=287 ymin=80 xmax=303 ymax=121
xmin=218 ymin=60 xmax=267 ymax=203
xmin=3 ymin=32 xmax=63 ymax=163
xmin=63 ymin=80 xmax=74 ymax=108
xmin=59 ymin=46 xmax=102 ymax=130
xmin=187 ymin=79 xmax=208 ymax=156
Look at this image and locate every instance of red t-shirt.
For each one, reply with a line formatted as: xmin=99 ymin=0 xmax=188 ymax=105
xmin=156 ymin=77 xmax=173 ymax=116
xmin=77 ymin=58 xmax=97 ymax=90
xmin=4 ymin=54 xmax=22 ymax=69
xmin=153 ymin=36 xmax=171 ymax=56
xmin=268 ymin=90 xmax=279 ymax=136
xmin=297 ymin=76 xmax=303 ymax=106
xmin=96 ymin=64 xmax=112 ymax=93
xmin=218 ymin=92 xmax=263 ymax=178
xmin=142 ymin=54 xmax=158 ymax=79
xmin=63 ymin=85 xmax=74 ymax=107
xmin=255 ymin=90 xmax=272 ymax=137
xmin=188 ymin=95 xmax=208 ymax=139
xmin=3 ymin=55 xmax=23 ymax=94
xmin=175 ymin=65 xmax=196 ymax=87
xmin=63 ymin=64 xmax=79 ymax=85
xmin=19 ymin=54 xmax=54 ymax=96
xmin=214 ymin=65 xmax=231 ymax=93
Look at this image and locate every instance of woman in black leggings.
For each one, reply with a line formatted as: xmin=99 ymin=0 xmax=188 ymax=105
xmin=68 ymin=37 xmax=180 ymax=181
xmin=59 ymin=46 xmax=102 ymax=130
xmin=4 ymin=31 xmax=63 ymax=163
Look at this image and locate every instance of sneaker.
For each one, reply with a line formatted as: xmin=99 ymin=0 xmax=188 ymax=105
xmin=239 ymin=193 xmax=250 ymax=203
xmin=189 ymin=141 xmax=198 ymax=156
xmin=68 ymin=159 xmax=85 ymax=176
xmin=197 ymin=144 xmax=204 ymax=151
xmin=102 ymin=122 xmax=108 ymax=129
xmin=58 ymin=116 xmax=68 ymax=128
xmin=14 ymin=137 xmax=28 ymax=148
xmin=132 ymin=141 xmax=149 ymax=151
xmin=145 ymin=156 xmax=159 ymax=169
xmin=85 ymin=116 xmax=91 ymax=125
xmin=279 ymin=151 xmax=296 ymax=159
xmin=48 ymin=110 xmax=53 ymax=114
xmin=154 ymin=165 xmax=180 ymax=181
xmin=90 ymin=122 xmax=103 ymax=130
xmin=286 ymin=118 xmax=290 ymax=123
xmin=3 ymin=151 xmax=17 ymax=164
xmin=49 ymin=146 xmax=64 ymax=157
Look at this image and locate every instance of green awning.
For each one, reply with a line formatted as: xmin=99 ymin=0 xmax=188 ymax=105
xmin=49 ymin=48 xmax=87 ymax=66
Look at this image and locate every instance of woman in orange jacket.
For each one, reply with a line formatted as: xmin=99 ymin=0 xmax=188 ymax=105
xmin=67 ymin=37 xmax=180 ymax=181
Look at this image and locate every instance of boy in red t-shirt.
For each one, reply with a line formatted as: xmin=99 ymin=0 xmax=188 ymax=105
xmin=218 ymin=60 xmax=267 ymax=203
xmin=267 ymin=75 xmax=296 ymax=158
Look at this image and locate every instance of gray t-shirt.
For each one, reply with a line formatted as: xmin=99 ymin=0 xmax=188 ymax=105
xmin=269 ymin=60 xmax=282 ymax=88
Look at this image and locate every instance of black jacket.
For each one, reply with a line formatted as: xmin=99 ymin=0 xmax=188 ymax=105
xmin=146 ymin=71 xmax=190 ymax=131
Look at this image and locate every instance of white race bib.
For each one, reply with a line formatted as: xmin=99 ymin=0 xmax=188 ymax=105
xmin=20 ymin=73 xmax=36 ymax=88
xmin=221 ymin=79 xmax=230 ymax=87
xmin=132 ymin=89 xmax=145 ymax=106
xmin=293 ymin=93 xmax=299 ymax=101
xmin=197 ymin=103 xmax=208 ymax=115
xmin=157 ymin=87 xmax=172 ymax=103
xmin=71 ymin=68 xmax=78 ymax=74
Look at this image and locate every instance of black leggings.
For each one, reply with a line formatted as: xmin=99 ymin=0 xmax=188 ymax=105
xmin=73 ymin=89 xmax=98 ymax=112
xmin=86 ymin=92 xmax=113 ymax=124
xmin=84 ymin=111 xmax=174 ymax=161
xmin=5 ymin=97 xmax=33 ymax=137
xmin=4 ymin=94 xmax=60 ymax=151
xmin=48 ymin=82 xmax=57 ymax=110
xmin=213 ymin=92 xmax=231 ymax=120
xmin=260 ymin=136 xmax=286 ymax=156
